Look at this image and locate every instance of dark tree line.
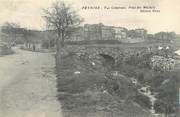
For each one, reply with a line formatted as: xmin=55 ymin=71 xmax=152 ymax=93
xmin=1 ymin=22 xmax=34 ymax=48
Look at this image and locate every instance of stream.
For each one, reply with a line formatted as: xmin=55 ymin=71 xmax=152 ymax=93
xmin=112 ymin=49 xmax=180 ymax=116
xmin=112 ymin=71 xmax=158 ymax=116
xmin=131 ymin=77 xmax=158 ymax=115
xmin=133 ymin=49 xmax=180 ymax=116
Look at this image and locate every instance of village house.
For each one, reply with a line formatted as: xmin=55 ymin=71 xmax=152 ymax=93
xmin=82 ymin=23 xmax=116 ymax=41
xmin=154 ymin=32 xmax=176 ymax=41
xmin=147 ymin=34 xmax=154 ymax=41
xmin=134 ymin=28 xmax=147 ymax=39
xmin=65 ymin=23 xmax=149 ymax=43
xmin=67 ymin=27 xmax=84 ymax=41
xmin=101 ymin=25 xmax=115 ymax=40
xmin=113 ymin=27 xmax=128 ymax=40
xmin=84 ymin=23 xmax=102 ymax=40
xmin=71 ymin=23 xmax=121 ymax=41
xmin=127 ymin=28 xmax=147 ymax=39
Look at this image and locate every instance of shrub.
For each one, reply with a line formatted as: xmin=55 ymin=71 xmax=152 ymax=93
xmin=154 ymin=71 xmax=179 ymax=116
xmin=0 ymin=44 xmax=14 ymax=55
xmin=134 ymin=93 xmax=152 ymax=109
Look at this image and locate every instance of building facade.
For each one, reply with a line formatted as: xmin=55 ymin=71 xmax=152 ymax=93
xmin=113 ymin=27 xmax=128 ymax=40
xmin=154 ymin=32 xmax=176 ymax=41
xmin=84 ymin=23 xmax=103 ymax=40
xmin=67 ymin=24 xmax=148 ymax=42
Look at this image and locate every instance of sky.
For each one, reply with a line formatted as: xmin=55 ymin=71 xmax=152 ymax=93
xmin=0 ymin=0 xmax=179 ymax=34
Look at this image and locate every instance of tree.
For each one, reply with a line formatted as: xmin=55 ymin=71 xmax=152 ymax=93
xmin=154 ymin=32 xmax=176 ymax=42
xmin=42 ymin=0 xmax=83 ymax=51
xmin=41 ymin=30 xmax=56 ymax=49
xmin=154 ymin=98 xmax=176 ymax=117
xmin=21 ymin=28 xmax=34 ymax=48
xmin=1 ymin=22 xmax=20 ymax=45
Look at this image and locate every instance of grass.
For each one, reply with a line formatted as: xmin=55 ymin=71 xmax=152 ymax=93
xmin=173 ymin=37 xmax=180 ymax=48
xmin=55 ymin=48 xmax=155 ymax=117
xmin=55 ymin=40 xmax=180 ymax=116
xmin=0 ymin=47 xmax=14 ymax=56
xmin=65 ymin=39 xmax=177 ymax=48
xmin=65 ymin=40 xmax=122 ymax=45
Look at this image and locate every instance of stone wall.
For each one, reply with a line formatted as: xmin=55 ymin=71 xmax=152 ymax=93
xmin=150 ymin=55 xmax=178 ymax=71
xmin=62 ymin=45 xmax=149 ymax=63
xmin=60 ymin=45 xmax=179 ymax=72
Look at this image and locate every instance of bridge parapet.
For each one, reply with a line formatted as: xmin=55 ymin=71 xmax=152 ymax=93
xmin=63 ymin=45 xmax=149 ymax=63
xmin=59 ymin=45 xmax=179 ymax=72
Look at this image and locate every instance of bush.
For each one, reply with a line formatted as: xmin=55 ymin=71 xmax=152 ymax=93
xmin=137 ymin=72 xmax=144 ymax=82
xmin=0 ymin=44 xmax=14 ymax=55
xmin=154 ymin=99 xmax=176 ymax=116
xmin=134 ymin=93 xmax=152 ymax=109
xmin=154 ymin=75 xmax=178 ymax=115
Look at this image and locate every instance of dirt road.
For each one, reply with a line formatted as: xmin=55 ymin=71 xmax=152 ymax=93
xmin=0 ymin=47 xmax=63 ymax=117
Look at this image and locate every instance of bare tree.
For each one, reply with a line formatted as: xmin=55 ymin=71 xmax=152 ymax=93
xmin=42 ymin=0 xmax=83 ymax=51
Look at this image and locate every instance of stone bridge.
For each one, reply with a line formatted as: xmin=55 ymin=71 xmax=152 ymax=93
xmin=64 ymin=45 xmax=150 ymax=62
xmin=60 ymin=44 xmax=178 ymax=71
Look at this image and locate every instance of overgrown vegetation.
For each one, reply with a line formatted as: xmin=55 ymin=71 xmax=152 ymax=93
xmin=115 ymin=49 xmax=179 ymax=116
xmin=153 ymin=71 xmax=179 ymax=117
xmin=0 ymin=43 xmax=14 ymax=56
xmin=56 ymin=46 xmax=158 ymax=117
xmin=55 ymin=42 xmax=179 ymax=116
xmin=42 ymin=1 xmax=179 ymax=117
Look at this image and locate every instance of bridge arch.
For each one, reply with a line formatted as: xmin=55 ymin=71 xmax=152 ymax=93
xmin=98 ymin=53 xmax=115 ymax=70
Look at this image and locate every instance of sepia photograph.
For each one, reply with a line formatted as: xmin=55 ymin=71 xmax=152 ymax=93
xmin=0 ymin=0 xmax=180 ymax=117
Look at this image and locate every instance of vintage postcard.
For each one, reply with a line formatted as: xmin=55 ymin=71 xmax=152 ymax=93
xmin=0 ymin=0 xmax=179 ymax=117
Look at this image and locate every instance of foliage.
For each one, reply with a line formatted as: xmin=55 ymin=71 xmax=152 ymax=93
xmin=41 ymin=31 xmax=56 ymax=48
xmin=1 ymin=22 xmax=36 ymax=46
xmin=127 ymin=29 xmax=147 ymax=39
xmin=1 ymin=22 xmax=20 ymax=45
xmin=43 ymin=0 xmax=83 ymax=50
xmin=56 ymin=44 xmax=179 ymax=116
xmin=154 ymin=72 xmax=179 ymax=116
xmin=137 ymin=72 xmax=144 ymax=82
xmin=133 ymin=93 xmax=152 ymax=109
xmin=154 ymin=32 xmax=176 ymax=41
xmin=0 ymin=44 xmax=14 ymax=55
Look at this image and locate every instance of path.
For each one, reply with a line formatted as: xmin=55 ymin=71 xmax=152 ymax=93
xmin=0 ymin=47 xmax=63 ymax=117
xmin=175 ymin=49 xmax=180 ymax=56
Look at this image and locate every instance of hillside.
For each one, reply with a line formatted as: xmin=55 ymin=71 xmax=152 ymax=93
xmin=55 ymin=40 xmax=179 ymax=117
xmin=56 ymin=50 xmax=154 ymax=117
